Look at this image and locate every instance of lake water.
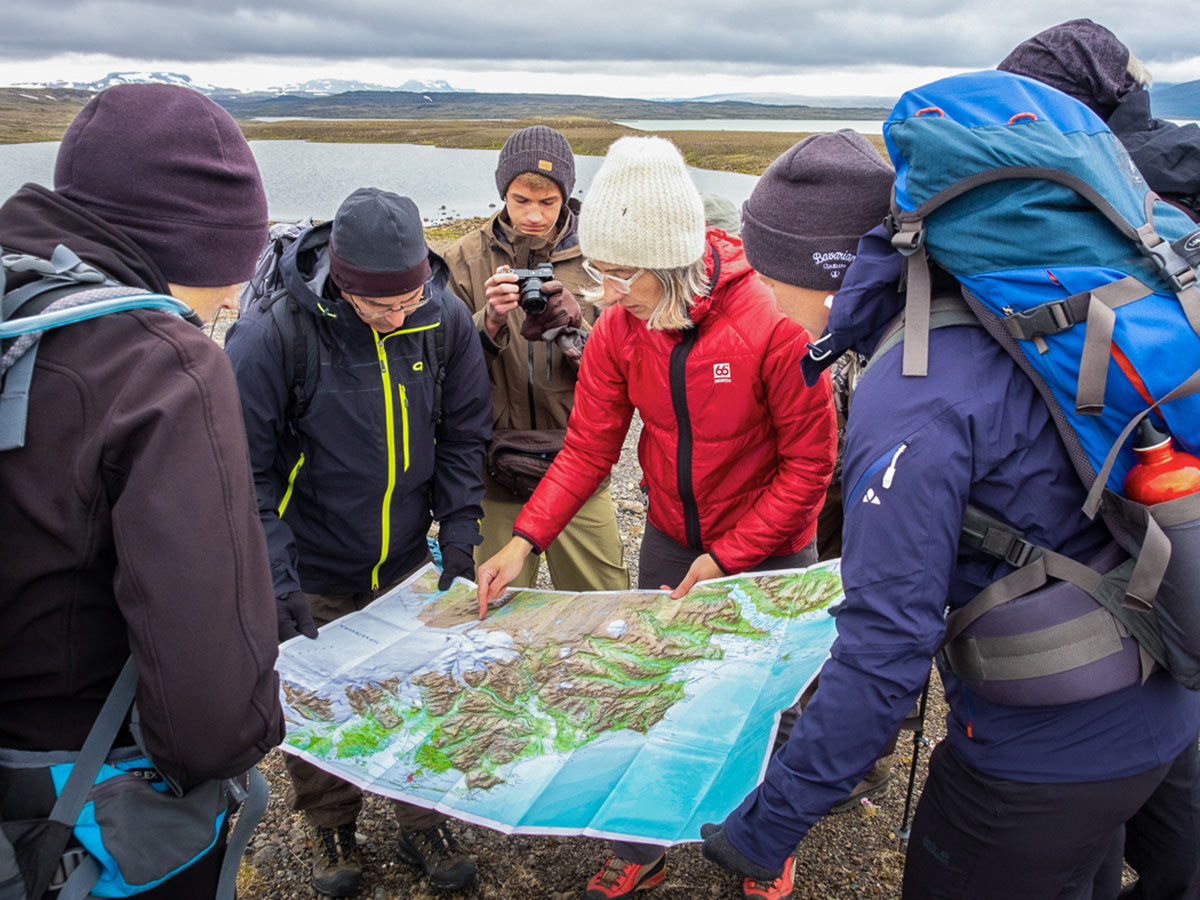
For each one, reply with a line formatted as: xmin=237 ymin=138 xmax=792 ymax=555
xmin=619 ymin=118 xmax=885 ymax=134
xmin=0 ymin=140 xmax=759 ymax=222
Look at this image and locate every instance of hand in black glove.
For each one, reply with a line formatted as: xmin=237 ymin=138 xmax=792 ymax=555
xmin=438 ymin=544 xmax=477 ymax=591
xmin=277 ymin=590 xmax=319 ymax=643
xmin=520 ymin=281 xmax=583 ymax=342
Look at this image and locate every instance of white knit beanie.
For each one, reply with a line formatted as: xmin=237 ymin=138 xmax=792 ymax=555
xmin=579 ymin=136 xmax=707 ymax=269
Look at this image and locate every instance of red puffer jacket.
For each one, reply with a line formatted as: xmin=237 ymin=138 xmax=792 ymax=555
xmin=514 ymin=231 xmax=836 ymax=573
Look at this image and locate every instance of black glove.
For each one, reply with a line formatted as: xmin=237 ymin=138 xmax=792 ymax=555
xmin=520 ymin=281 xmax=583 ymax=342
xmin=277 ymin=590 xmax=319 ymax=642
xmin=438 ymin=544 xmax=476 ymax=591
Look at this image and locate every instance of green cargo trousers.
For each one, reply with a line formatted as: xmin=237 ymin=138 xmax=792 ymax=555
xmin=475 ymin=486 xmax=630 ymax=592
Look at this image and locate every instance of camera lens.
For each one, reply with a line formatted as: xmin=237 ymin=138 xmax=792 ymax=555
xmin=518 ymin=278 xmax=549 ymax=315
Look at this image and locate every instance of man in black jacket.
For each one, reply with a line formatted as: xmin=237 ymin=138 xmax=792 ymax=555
xmin=225 ymin=187 xmax=492 ymax=896
xmin=0 ymin=84 xmax=284 ymax=900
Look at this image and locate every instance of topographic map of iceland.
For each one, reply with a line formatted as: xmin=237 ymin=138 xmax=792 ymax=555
xmin=276 ymin=563 xmax=843 ymax=844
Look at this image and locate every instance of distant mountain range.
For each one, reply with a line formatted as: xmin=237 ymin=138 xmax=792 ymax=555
xmin=10 ymin=71 xmax=470 ymax=98
xmin=679 ymin=92 xmax=898 ymax=109
xmin=213 ymin=89 xmax=888 ymax=121
xmin=1150 ymin=80 xmax=1200 ymax=119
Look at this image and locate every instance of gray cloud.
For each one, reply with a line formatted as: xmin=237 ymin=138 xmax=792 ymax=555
xmin=3 ymin=0 xmax=1198 ymax=73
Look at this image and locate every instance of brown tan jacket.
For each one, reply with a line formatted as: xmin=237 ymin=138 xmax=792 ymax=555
xmin=445 ymin=206 xmax=602 ymax=499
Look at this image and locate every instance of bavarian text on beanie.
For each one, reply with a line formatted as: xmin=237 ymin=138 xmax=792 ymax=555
xmin=579 ymin=136 xmax=705 ymax=269
xmin=54 ymin=84 xmax=268 ymax=287
xmin=328 ymin=188 xmax=431 ymax=298
xmin=495 ymin=126 xmax=576 ymax=199
xmin=741 ymin=130 xmax=892 ymax=289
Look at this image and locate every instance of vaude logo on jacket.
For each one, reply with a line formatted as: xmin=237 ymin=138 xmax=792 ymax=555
xmin=862 ymin=488 xmax=881 ymax=505
xmin=713 ymin=362 xmax=732 ymax=384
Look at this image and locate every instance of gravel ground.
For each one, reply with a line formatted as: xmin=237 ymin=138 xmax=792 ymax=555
xmin=232 ymin=415 xmax=948 ymax=900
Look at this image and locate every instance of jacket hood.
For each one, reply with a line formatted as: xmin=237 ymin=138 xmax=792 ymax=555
xmin=997 ymin=18 xmax=1140 ymax=121
xmin=688 ymin=228 xmax=754 ymax=324
xmin=799 ymin=225 xmax=905 ymax=385
xmin=0 ymin=183 xmax=170 ymax=293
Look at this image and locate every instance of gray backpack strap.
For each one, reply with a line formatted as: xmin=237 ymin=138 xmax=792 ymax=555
xmin=863 ymin=293 xmax=983 ymax=377
xmin=213 ymin=769 xmax=269 ymax=900
xmin=945 ymin=507 xmax=1162 ymax=684
xmin=26 ymin=659 xmax=140 ymax=900
xmin=0 ymin=834 xmax=26 ymax=900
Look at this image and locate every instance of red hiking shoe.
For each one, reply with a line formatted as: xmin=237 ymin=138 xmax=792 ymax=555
xmin=583 ymin=854 xmax=666 ymax=899
xmin=742 ymin=855 xmax=795 ymax=899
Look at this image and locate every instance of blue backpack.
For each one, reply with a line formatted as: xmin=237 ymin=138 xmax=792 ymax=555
xmin=881 ymin=70 xmax=1200 ymax=700
xmin=0 ymin=247 xmax=267 ymax=900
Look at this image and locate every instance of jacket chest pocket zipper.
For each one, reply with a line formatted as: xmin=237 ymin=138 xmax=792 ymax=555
xmin=848 ymin=441 xmax=909 ymax=504
xmin=398 ymin=383 xmax=410 ymax=472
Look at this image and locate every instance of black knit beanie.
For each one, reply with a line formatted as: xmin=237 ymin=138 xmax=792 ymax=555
xmin=741 ymin=130 xmax=893 ymax=290
xmin=329 ymin=188 xmax=431 ymax=298
xmin=54 ymin=84 xmax=268 ymax=287
xmin=495 ymin=126 xmax=576 ymax=199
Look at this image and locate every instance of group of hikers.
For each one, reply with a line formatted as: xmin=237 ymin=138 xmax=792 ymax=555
xmin=1 ymin=16 xmax=1199 ymax=900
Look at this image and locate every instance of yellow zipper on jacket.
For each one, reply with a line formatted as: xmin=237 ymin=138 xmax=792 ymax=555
xmin=398 ymin=383 xmax=410 ymax=472
xmin=371 ymin=321 xmax=438 ymax=590
xmin=277 ymin=453 xmax=305 ymax=516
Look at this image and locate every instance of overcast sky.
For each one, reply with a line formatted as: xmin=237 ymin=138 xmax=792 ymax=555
xmin=2 ymin=1 xmax=1199 ymax=98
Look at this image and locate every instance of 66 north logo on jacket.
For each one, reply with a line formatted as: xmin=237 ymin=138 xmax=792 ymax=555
xmin=713 ymin=363 xmax=732 ymax=384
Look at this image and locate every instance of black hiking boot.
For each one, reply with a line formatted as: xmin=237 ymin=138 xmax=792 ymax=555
xmin=396 ymin=821 xmax=476 ymax=891
xmin=309 ymin=823 xmax=363 ymax=897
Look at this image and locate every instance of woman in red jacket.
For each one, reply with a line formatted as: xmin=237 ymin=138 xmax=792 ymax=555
xmin=476 ymin=136 xmax=836 ymax=900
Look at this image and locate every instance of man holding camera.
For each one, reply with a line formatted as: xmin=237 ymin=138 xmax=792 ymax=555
xmin=445 ymin=126 xmax=630 ymax=593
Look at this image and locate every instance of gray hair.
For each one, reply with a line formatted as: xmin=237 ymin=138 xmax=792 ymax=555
xmin=583 ymin=257 xmax=711 ymax=331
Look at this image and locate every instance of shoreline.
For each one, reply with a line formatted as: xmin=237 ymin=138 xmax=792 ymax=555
xmin=1 ymin=113 xmax=886 ymax=176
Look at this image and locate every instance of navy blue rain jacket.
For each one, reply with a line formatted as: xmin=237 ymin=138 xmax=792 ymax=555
xmin=225 ymin=222 xmax=491 ymax=596
xmin=724 ymin=226 xmax=1200 ymax=867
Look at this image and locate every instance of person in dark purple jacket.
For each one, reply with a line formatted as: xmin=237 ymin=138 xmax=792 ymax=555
xmin=998 ymin=18 xmax=1200 ymax=220
xmin=701 ymin=225 xmax=1200 ymax=899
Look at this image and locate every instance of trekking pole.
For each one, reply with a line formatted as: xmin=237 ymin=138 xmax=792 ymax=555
xmin=894 ymin=671 xmax=932 ymax=841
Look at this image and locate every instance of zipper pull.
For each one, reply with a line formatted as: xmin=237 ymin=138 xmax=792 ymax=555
xmin=882 ymin=443 xmax=908 ymax=489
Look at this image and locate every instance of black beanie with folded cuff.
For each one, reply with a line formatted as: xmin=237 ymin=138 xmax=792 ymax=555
xmin=740 ymin=130 xmax=893 ymax=290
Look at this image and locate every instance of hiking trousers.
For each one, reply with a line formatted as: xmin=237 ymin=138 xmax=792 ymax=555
xmin=476 ymin=487 xmax=629 ymax=592
xmin=284 ymin=567 xmax=445 ymax=833
xmin=610 ymin=521 xmax=818 ymax=866
xmin=901 ymin=738 xmax=1200 ymax=900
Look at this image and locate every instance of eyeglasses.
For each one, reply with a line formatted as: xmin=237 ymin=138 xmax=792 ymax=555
xmin=582 ymin=260 xmax=645 ymax=295
xmin=344 ymin=283 xmax=430 ymax=320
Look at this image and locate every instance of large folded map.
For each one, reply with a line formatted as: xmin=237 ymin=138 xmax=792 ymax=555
xmin=275 ymin=562 xmax=842 ymax=845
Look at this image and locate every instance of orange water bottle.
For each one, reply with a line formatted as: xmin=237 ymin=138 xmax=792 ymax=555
xmin=1123 ymin=420 xmax=1200 ymax=504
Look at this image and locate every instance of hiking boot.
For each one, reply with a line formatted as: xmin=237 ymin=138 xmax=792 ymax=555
xmin=742 ymin=856 xmax=795 ymax=899
xmin=584 ymin=854 xmax=666 ymax=899
xmin=396 ymin=821 xmax=476 ymax=891
xmin=830 ymin=756 xmax=893 ymax=814
xmin=309 ymin=823 xmax=362 ymax=897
